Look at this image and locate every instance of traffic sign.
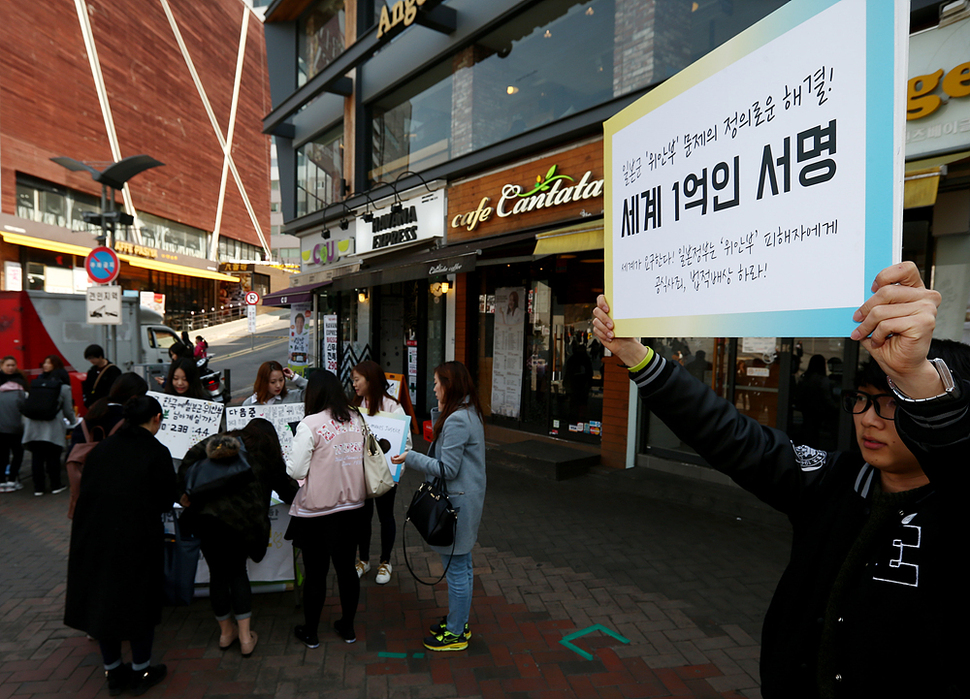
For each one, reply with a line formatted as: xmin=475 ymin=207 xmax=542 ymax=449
xmin=245 ymin=291 xmax=260 ymax=305
xmin=85 ymin=246 xmax=121 ymax=284
xmin=247 ymin=304 xmax=257 ymax=333
xmin=86 ymin=286 xmax=122 ymax=325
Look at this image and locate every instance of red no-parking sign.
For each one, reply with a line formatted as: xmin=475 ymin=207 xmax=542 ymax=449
xmin=245 ymin=291 xmax=260 ymax=305
xmin=85 ymin=246 xmax=121 ymax=284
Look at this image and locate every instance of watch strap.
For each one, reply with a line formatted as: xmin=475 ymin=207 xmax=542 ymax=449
xmin=886 ymin=358 xmax=955 ymax=403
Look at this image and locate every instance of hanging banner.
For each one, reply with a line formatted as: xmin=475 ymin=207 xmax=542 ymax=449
xmin=359 ymin=411 xmax=411 ymax=483
xmin=225 ymin=403 xmax=306 ymax=463
xmin=148 ymin=391 xmax=224 ymax=459
xmin=604 ymin=0 xmax=907 ymax=338
xmin=323 ymin=314 xmax=338 ymax=372
xmin=288 ymin=302 xmax=311 ymax=375
xmin=491 ymin=287 xmax=526 ymax=419
xmin=406 ymin=339 xmax=418 ymax=396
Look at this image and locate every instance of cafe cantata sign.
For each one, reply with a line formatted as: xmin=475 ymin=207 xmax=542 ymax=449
xmin=356 ymin=189 xmax=445 ymax=256
xmin=447 ymin=142 xmax=605 ymax=242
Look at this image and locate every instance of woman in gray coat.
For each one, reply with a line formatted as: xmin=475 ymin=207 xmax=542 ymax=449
xmin=393 ymin=361 xmax=485 ymax=652
xmin=21 ymin=355 xmax=75 ymax=496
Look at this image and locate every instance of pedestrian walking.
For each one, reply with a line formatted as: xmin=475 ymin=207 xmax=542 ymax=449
xmin=0 ymin=356 xmax=27 ymax=492
xmin=351 ymin=360 xmax=413 ymax=584
xmin=286 ymin=370 xmax=365 ymax=648
xmin=392 ymin=361 xmax=486 ymax=652
xmin=20 ymin=355 xmax=75 ymax=496
xmin=177 ymin=419 xmax=298 ymax=657
xmin=591 ymin=262 xmax=969 ymax=698
xmin=194 ymin=336 xmax=208 ymax=359
xmin=242 ymin=360 xmax=307 ymax=406
xmin=164 ymin=357 xmax=210 ymax=400
xmin=81 ymin=344 xmax=122 ymax=408
xmin=64 ymin=395 xmax=176 ymax=696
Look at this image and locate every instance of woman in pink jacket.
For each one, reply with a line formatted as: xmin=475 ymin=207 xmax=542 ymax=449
xmin=285 ymin=370 xmax=365 ymax=648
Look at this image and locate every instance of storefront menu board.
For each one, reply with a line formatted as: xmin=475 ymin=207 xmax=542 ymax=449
xmin=605 ymin=0 xmax=907 ymax=338
xmin=147 ymin=391 xmax=224 ymax=459
xmin=491 ymin=287 xmax=526 ymax=418
xmin=225 ymin=403 xmax=306 ymax=463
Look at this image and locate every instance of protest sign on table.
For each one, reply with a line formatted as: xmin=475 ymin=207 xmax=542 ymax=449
xmin=148 ymin=391 xmax=224 ymax=459
xmin=604 ymin=0 xmax=908 ymax=338
xmin=225 ymin=403 xmax=306 ymax=462
xmin=359 ymin=410 xmax=411 ymax=482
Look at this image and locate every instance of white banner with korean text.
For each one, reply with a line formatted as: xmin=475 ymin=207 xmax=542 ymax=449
xmin=225 ymin=403 xmax=306 ymax=463
xmin=148 ymin=391 xmax=224 ymax=460
xmin=604 ymin=0 xmax=908 ymax=338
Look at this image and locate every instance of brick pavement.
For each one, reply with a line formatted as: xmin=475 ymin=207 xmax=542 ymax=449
xmin=0 ymin=456 xmax=791 ymax=699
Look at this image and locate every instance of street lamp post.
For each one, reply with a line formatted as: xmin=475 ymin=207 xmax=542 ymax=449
xmin=51 ymin=154 xmax=164 ymax=362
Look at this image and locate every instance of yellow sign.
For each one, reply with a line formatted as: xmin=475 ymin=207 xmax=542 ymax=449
xmin=114 ymin=240 xmax=158 ymax=259
xmin=377 ymin=0 xmax=426 ymax=39
xmin=908 ymin=61 xmax=970 ymax=120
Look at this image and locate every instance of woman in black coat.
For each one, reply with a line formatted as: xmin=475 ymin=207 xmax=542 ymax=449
xmin=64 ymin=396 xmax=176 ymax=697
xmin=177 ymin=419 xmax=298 ymax=657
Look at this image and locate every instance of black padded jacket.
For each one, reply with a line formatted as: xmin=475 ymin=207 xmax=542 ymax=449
xmin=631 ymin=352 xmax=968 ymax=699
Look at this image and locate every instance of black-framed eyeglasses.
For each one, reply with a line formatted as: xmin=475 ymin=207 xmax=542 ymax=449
xmin=841 ymin=390 xmax=896 ymax=421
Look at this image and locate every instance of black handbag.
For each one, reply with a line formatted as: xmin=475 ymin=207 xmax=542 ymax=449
xmin=403 ymin=462 xmax=458 ymax=585
xmin=163 ymin=509 xmax=200 ymax=606
xmin=183 ymin=443 xmax=253 ymax=497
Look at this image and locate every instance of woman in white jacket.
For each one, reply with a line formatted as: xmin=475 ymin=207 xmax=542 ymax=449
xmin=285 ymin=370 xmax=365 ymax=648
xmin=350 ymin=360 xmax=414 ymax=585
xmin=242 ymin=361 xmax=307 ymax=406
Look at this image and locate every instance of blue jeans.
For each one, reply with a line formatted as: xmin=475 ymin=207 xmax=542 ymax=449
xmin=440 ymin=552 xmax=473 ymax=636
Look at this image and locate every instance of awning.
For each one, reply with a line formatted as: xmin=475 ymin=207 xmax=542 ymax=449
xmin=903 ymin=149 xmax=970 ymax=210
xmin=118 ymin=255 xmax=239 ymax=282
xmin=263 ymin=280 xmax=332 ymax=306
xmin=533 ymin=222 xmax=604 ymax=256
xmin=0 ymin=231 xmax=93 ymax=257
xmin=1 ymin=230 xmax=240 ymax=282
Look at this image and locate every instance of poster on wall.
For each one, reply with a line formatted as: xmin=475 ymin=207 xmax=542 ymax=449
xmin=406 ymin=339 xmax=418 ymax=396
xmin=139 ymin=292 xmax=166 ymax=317
xmin=604 ymin=0 xmax=907 ymax=338
xmin=491 ymin=287 xmax=526 ymax=419
xmin=225 ymin=403 xmax=306 ymax=463
xmin=288 ymin=302 xmax=311 ymax=375
xmin=323 ymin=314 xmax=338 ymax=372
xmin=147 ymin=391 xmax=224 ymax=459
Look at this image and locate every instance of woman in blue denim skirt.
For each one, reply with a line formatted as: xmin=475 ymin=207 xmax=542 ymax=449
xmin=393 ymin=361 xmax=485 ymax=652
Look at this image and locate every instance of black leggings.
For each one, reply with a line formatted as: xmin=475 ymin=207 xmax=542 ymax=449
xmin=99 ymin=628 xmax=154 ymax=669
xmin=198 ymin=518 xmax=252 ymax=620
xmin=296 ymin=508 xmax=361 ymax=635
xmin=28 ymin=442 xmax=62 ymax=492
xmin=0 ymin=433 xmax=24 ymax=482
xmin=357 ymin=485 xmax=397 ymax=563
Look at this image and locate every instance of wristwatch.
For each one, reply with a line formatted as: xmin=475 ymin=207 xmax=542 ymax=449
xmin=885 ymin=358 xmax=956 ymax=403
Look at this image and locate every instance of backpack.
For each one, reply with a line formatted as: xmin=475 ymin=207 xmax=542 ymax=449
xmin=66 ymin=418 xmax=123 ymax=519
xmin=19 ymin=376 xmax=63 ymax=421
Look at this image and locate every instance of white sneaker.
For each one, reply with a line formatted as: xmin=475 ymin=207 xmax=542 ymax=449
xmin=11 ymin=481 xmax=22 ymax=491
xmin=355 ymin=560 xmax=371 ymax=578
xmin=0 ymin=482 xmax=11 ymax=493
xmin=375 ymin=563 xmax=392 ymax=585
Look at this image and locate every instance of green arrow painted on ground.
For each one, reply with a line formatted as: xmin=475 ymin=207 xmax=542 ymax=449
xmin=559 ymin=624 xmax=630 ymax=660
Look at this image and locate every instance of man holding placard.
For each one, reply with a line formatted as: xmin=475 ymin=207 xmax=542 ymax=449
xmin=592 ymin=262 xmax=967 ymax=697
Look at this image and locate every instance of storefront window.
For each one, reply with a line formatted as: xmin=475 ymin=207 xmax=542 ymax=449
xmin=475 ymin=252 xmax=604 ymax=443
xmin=297 ymin=126 xmax=343 ymax=217
xmin=368 ymin=0 xmax=788 ymax=184
xmin=298 ymin=0 xmax=346 ymax=86
xmin=139 ymin=213 xmax=207 ymax=259
xmin=788 ymin=338 xmax=846 ymax=452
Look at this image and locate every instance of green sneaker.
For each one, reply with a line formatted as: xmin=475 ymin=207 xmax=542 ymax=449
xmin=429 ymin=617 xmax=471 ymax=639
xmin=423 ymin=629 xmax=468 ymax=652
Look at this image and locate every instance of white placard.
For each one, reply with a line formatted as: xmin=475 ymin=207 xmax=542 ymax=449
xmin=605 ymin=0 xmax=906 ymax=338
xmin=148 ymin=391 xmax=224 ymax=459
xmin=247 ymin=304 xmax=256 ymax=333
xmin=86 ymin=285 xmax=123 ymax=325
xmin=225 ymin=403 xmax=306 ymax=463
xmin=360 ymin=410 xmax=411 ymax=483
xmin=323 ymin=314 xmax=338 ymax=372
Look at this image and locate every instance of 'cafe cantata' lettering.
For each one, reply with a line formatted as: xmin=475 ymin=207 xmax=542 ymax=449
xmin=377 ymin=0 xmax=426 ymax=39
xmin=451 ymin=166 xmax=604 ymax=232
